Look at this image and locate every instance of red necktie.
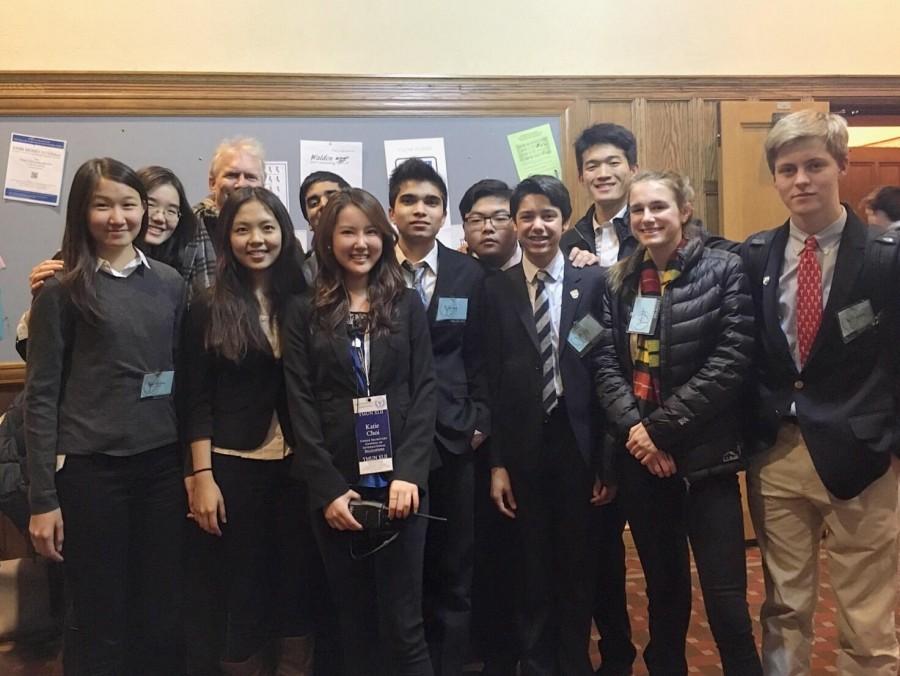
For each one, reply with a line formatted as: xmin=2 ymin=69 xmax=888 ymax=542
xmin=796 ymin=235 xmax=822 ymax=368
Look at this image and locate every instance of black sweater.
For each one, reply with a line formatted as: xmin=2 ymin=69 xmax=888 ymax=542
xmin=25 ymin=265 xmax=185 ymax=514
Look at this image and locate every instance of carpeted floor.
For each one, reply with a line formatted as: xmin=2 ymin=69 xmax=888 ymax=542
xmin=0 ymin=544 xmax=895 ymax=674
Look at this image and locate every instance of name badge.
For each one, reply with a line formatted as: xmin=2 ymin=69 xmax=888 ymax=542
xmin=436 ymin=297 xmax=468 ymax=322
xmin=627 ymin=297 xmax=661 ymax=336
xmin=141 ymin=370 xmax=174 ymax=399
xmin=837 ymin=299 xmax=876 ymax=343
xmin=567 ymin=313 xmax=604 ymax=356
xmin=354 ymin=395 xmax=394 ymax=475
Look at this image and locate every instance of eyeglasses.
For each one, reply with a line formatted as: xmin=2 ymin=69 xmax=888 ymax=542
xmin=147 ymin=201 xmax=180 ymax=222
xmin=463 ymin=211 xmax=513 ymax=230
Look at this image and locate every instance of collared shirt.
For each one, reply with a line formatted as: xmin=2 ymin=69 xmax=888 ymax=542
xmin=522 ymin=249 xmax=565 ymax=396
xmin=594 ymin=204 xmax=627 ymax=267
xmin=778 ymin=207 xmax=847 ymax=371
xmin=396 ymin=242 xmax=439 ymax=308
xmin=96 ymin=247 xmax=151 ymax=279
xmin=501 ymin=242 xmax=523 ymax=271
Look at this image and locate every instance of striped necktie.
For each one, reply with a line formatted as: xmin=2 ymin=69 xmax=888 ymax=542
xmin=533 ymin=270 xmax=557 ymax=414
xmin=402 ymin=260 xmax=429 ymax=308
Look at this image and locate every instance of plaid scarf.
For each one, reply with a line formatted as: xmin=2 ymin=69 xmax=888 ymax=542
xmin=631 ymin=241 xmax=686 ymax=416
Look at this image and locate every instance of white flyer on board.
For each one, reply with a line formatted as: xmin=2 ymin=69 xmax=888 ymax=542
xmin=299 ymin=140 xmax=363 ymax=188
xmin=264 ymin=161 xmax=290 ymax=212
xmin=4 ymin=133 xmax=67 ymax=206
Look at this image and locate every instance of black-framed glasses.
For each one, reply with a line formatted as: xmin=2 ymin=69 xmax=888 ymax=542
xmin=463 ymin=211 xmax=512 ymax=230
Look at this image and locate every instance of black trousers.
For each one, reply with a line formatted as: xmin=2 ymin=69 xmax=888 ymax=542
xmin=472 ymin=440 xmax=521 ymax=674
xmin=620 ymin=455 xmax=761 ymax=675
xmin=424 ymin=448 xmax=475 ymax=676
xmin=313 ymin=488 xmax=433 ymax=676
xmin=509 ymin=405 xmax=597 ymax=676
xmin=212 ymin=454 xmax=313 ymax=662
xmin=591 ymin=495 xmax=636 ymax=671
xmin=56 ymin=444 xmax=185 ymax=676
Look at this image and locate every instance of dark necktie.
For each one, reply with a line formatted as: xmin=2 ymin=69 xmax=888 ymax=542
xmin=533 ymin=270 xmax=557 ymax=414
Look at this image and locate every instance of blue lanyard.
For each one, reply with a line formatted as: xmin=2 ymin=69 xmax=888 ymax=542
xmin=349 ymin=334 xmax=369 ymax=397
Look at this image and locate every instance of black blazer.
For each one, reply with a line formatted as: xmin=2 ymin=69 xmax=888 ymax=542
xmin=482 ymin=258 xmax=607 ymax=476
xmin=282 ymin=289 xmax=437 ymax=510
xmin=741 ymin=207 xmax=900 ymax=499
xmin=426 ymin=243 xmax=489 ymax=456
xmin=181 ymin=294 xmax=296 ymax=450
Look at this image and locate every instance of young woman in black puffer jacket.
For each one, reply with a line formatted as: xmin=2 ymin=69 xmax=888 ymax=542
xmin=593 ymin=171 xmax=761 ymax=675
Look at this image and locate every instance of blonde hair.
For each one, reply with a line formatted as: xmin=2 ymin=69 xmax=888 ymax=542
xmin=630 ymin=170 xmax=695 ymax=212
xmin=209 ymin=136 xmax=266 ymax=179
xmin=764 ymin=110 xmax=848 ymax=173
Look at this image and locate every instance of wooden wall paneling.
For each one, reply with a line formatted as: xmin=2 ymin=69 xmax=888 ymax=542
xmin=641 ymin=99 xmax=694 ymax=180
xmin=699 ymin=99 xmax=721 ymax=234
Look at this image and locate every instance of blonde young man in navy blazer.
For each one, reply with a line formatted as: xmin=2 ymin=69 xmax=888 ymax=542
xmin=388 ymin=158 xmax=490 ymax=676
xmin=741 ymin=110 xmax=900 ymax=675
xmin=485 ymin=175 xmax=611 ymax=676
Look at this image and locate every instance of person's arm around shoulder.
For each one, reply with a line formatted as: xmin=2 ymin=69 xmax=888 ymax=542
xmin=24 ymin=279 xmax=68 ymax=561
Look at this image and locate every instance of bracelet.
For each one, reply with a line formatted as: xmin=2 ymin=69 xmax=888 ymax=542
xmin=192 ymin=467 xmax=213 ymax=476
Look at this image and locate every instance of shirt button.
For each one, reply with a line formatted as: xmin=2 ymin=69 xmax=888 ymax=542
xmin=794 ymin=380 xmax=804 ymax=390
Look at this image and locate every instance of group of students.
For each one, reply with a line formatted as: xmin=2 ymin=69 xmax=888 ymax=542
xmin=14 ymin=108 xmax=900 ymax=676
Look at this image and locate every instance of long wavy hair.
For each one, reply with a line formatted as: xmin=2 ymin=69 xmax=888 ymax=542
xmin=205 ymin=187 xmax=305 ymax=361
xmin=136 ymin=166 xmax=199 ymax=273
xmin=313 ymin=188 xmax=406 ymax=337
xmin=60 ymin=158 xmax=148 ymax=324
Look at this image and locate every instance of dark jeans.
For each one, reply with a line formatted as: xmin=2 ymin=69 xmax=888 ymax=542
xmin=620 ymin=455 xmax=761 ymax=675
xmin=212 ymin=454 xmax=313 ymax=662
xmin=313 ymin=488 xmax=433 ymax=676
xmin=424 ymin=449 xmax=475 ymax=676
xmin=56 ymin=444 xmax=185 ymax=676
xmin=592 ymin=496 xmax=636 ymax=671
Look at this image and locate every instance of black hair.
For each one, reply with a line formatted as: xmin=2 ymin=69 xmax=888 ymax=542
xmin=510 ymin=175 xmax=572 ymax=223
xmin=574 ymin=123 xmax=638 ymax=174
xmin=136 ymin=166 xmax=199 ymax=273
xmin=458 ymin=179 xmax=512 ymax=222
xmin=207 ymin=187 xmax=305 ymax=361
xmin=298 ymin=171 xmax=350 ymax=221
xmin=61 ymin=157 xmax=148 ymax=323
xmin=388 ymin=158 xmax=448 ymax=213
xmin=871 ymin=186 xmax=900 ymax=222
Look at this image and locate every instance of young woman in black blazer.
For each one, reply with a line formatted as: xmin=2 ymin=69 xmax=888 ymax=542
xmin=283 ymin=188 xmax=437 ymax=676
xmin=182 ymin=187 xmax=312 ymax=674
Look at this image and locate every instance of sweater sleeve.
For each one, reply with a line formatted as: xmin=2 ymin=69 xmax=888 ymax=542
xmin=644 ymin=254 xmax=754 ymax=450
xmin=391 ymin=293 xmax=437 ymax=490
xmin=180 ymin=300 xmax=216 ymax=444
xmin=24 ymin=281 xmax=68 ymax=514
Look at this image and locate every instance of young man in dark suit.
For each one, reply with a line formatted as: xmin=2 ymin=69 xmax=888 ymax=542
xmin=484 ymin=174 xmax=611 ymax=676
xmin=742 ymin=109 xmax=900 ymax=675
xmin=298 ymin=170 xmax=350 ymax=285
xmin=389 ymin=158 xmax=489 ymax=676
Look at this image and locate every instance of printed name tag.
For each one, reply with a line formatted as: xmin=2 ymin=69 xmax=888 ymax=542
xmin=140 ymin=370 xmax=174 ymax=399
xmin=354 ymin=395 xmax=394 ymax=475
xmin=837 ymin=299 xmax=876 ymax=343
xmin=436 ymin=297 xmax=468 ymax=322
xmin=627 ymin=297 xmax=661 ymax=336
xmin=567 ymin=313 xmax=604 ymax=356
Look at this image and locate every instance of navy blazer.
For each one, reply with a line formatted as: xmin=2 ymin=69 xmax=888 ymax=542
xmin=181 ymin=294 xmax=296 ymax=451
xmin=483 ymin=258 xmax=607 ymax=476
xmin=282 ymin=289 xmax=438 ymax=510
xmin=425 ymin=243 xmax=490 ymax=456
xmin=741 ymin=207 xmax=900 ymax=499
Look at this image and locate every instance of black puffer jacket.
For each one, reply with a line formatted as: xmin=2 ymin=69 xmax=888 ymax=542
xmin=593 ymin=233 xmax=754 ymax=476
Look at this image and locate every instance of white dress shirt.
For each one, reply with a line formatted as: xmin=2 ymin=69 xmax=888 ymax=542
xmin=522 ymin=249 xmax=565 ymax=397
xmin=96 ymin=246 xmax=150 ymax=278
xmin=594 ymin=205 xmax=626 ymax=267
xmin=396 ymin=242 xmax=439 ymax=308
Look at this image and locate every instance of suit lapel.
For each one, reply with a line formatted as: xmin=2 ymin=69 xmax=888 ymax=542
xmin=367 ymin=330 xmax=391 ymax=394
xmin=762 ymin=224 xmax=795 ymax=369
xmin=806 ymin=211 xmax=867 ymax=366
xmin=559 ymin=262 xmax=582 ymax=354
xmin=329 ymin=333 xmax=359 ymax=392
xmin=510 ymin=266 xmax=540 ymax=353
xmin=426 ymin=242 xmax=452 ymax=322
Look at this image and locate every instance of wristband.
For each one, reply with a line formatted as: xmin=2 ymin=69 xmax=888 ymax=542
xmin=192 ymin=467 xmax=213 ymax=476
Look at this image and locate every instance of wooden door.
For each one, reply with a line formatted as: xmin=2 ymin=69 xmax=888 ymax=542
xmin=719 ymin=101 xmax=829 ymax=242
xmin=843 ymin=146 xmax=900 ymax=214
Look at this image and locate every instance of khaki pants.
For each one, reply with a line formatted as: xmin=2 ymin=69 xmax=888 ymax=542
xmin=748 ymin=423 xmax=899 ymax=676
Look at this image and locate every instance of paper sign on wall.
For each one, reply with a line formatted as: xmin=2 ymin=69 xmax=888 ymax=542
xmin=3 ymin=133 xmax=67 ymax=206
xmin=300 ymin=140 xmax=363 ymax=189
xmin=264 ymin=161 xmax=290 ymax=213
xmin=507 ymin=124 xmax=562 ymax=180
